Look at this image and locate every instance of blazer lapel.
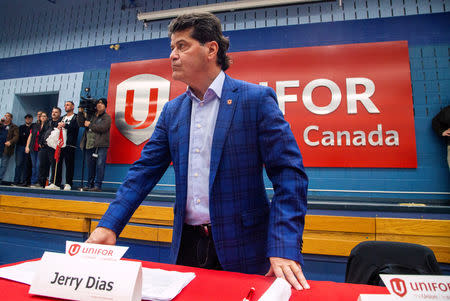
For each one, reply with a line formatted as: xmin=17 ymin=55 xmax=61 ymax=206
xmin=209 ymin=75 xmax=238 ymax=190
xmin=177 ymin=94 xmax=192 ymax=212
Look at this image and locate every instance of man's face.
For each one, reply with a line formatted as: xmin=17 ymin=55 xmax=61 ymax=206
xmin=65 ymin=102 xmax=74 ymax=113
xmin=25 ymin=117 xmax=33 ymax=125
xmin=51 ymin=109 xmax=60 ymax=120
xmin=37 ymin=112 xmax=42 ymax=120
xmin=96 ymin=102 xmax=106 ymax=113
xmin=4 ymin=114 xmax=12 ymax=124
xmin=170 ymin=28 xmax=209 ymax=85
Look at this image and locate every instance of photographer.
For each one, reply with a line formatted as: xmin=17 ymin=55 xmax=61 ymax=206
xmin=78 ymin=98 xmax=111 ymax=192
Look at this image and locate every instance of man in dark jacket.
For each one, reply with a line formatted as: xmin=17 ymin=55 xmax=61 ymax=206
xmin=0 ymin=121 xmax=7 ymax=157
xmin=432 ymin=105 xmax=450 ymax=170
xmin=13 ymin=114 xmax=33 ymax=186
xmin=0 ymin=113 xmax=19 ymax=184
xmin=78 ymin=98 xmax=111 ymax=191
xmin=58 ymin=101 xmax=79 ymax=191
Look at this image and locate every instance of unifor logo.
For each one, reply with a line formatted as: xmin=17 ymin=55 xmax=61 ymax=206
xmin=390 ymin=278 xmax=407 ymax=297
xmin=68 ymin=244 xmax=81 ymax=256
xmin=115 ymin=74 xmax=170 ymax=145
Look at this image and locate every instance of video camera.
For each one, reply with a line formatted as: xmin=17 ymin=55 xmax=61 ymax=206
xmin=79 ymin=87 xmax=97 ymax=120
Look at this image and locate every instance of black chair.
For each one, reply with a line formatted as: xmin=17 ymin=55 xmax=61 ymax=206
xmin=345 ymin=241 xmax=442 ymax=286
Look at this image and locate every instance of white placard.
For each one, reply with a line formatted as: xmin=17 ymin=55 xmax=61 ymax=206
xmin=29 ymin=251 xmax=142 ymax=301
xmin=65 ymin=241 xmax=128 ymax=260
xmin=381 ymin=274 xmax=450 ymax=300
xmin=358 ymin=294 xmax=395 ymax=301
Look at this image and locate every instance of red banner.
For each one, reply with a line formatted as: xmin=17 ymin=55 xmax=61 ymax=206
xmin=107 ymin=41 xmax=417 ymax=168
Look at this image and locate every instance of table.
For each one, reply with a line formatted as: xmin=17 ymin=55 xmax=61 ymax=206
xmin=0 ymin=259 xmax=389 ymax=300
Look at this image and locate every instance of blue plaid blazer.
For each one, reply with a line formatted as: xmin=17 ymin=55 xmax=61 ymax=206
xmin=99 ymin=74 xmax=308 ymax=274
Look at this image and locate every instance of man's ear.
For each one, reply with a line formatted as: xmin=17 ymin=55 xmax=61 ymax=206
xmin=206 ymin=41 xmax=219 ymax=61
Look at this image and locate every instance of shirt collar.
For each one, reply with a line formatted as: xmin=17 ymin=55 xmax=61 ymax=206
xmin=186 ymin=70 xmax=225 ymax=103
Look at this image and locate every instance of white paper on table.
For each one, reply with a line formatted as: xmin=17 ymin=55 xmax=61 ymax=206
xmin=141 ymin=268 xmax=196 ymax=301
xmin=258 ymin=278 xmax=292 ymax=301
xmin=0 ymin=260 xmax=38 ymax=285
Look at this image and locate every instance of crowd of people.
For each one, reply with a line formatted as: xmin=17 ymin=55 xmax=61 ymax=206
xmin=0 ymin=98 xmax=111 ymax=191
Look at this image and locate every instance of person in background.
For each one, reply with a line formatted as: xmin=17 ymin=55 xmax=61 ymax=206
xmin=432 ymin=105 xmax=450 ymax=170
xmin=26 ymin=112 xmax=48 ymax=188
xmin=86 ymin=13 xmax=309 ymax=290
xmin=13 ymin=114 xmax=33 ymax=186
xmin=77 ymin=98 xmax=111 ymax=192
xmin=58 ymin=101 xmax=79 ymax=191
xmin=0 ymin=119 xmax=7 ymax=164
xmin=0 ymin=113 xmax=19 ymax=185
xmin=39 ymin=107 xmax=61 ymax=189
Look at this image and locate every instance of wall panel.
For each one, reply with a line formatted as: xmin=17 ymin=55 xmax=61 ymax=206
xmin=1 ymin=0 xmax=449 ymax=59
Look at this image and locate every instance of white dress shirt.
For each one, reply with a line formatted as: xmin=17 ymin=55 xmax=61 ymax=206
xmin=184 ymin=71 xmax=225 ymax=225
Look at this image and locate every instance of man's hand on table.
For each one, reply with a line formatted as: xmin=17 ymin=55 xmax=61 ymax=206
xmin=86 ymin=229 xmax=310 ymax=290
xmin=86 ymin=227 xmax=117 ymax=245
xmin=265 ymin=257 xmax=310 ymax=290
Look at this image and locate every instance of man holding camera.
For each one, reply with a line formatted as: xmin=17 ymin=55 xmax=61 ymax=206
xmin=78 ymin=98 xmax=111 ymax=192
xmin=0 ymin=113 xmax=19 ymax=184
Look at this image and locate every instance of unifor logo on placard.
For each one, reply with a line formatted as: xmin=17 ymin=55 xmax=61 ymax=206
xmin=68 ymin=244 xmax=81 ymax=256
xmin=390 ymin=278 xmax=407 ymax=297
xmin=115 ymin=74 xmax=170 ymax=145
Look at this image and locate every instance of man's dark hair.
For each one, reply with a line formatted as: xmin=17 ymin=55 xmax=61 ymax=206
xmin=52 ymin=107 xmax=61 ymax=114
xmin=65 ymin=101 xmax=75 ymax=106
xmin=168 ymin=12 xmax=231 ymax=71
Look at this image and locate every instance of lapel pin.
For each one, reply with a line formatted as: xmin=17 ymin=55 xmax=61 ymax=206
xmin=227 ymin=99 xmax=232 ymax=105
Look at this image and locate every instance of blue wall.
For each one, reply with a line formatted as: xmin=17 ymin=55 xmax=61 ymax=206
xmin=1 ymin=222 xmax=448 ymax=282
xmin=0 ymin=223 xmax=171 ymax=266
xmin=0 ymin=0 xmax=449 ymax=201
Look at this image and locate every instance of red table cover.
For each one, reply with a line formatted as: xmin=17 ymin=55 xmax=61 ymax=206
xmin=0 ymin=259 xmax=389 ymax=300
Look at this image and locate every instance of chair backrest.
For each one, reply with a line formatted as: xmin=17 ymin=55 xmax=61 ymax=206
xmin=345 ymin=241 xmax=442 ymax=286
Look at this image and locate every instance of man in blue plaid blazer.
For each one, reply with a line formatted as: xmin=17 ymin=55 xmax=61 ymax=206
xmin=88 ymin=12 xmax=309 ymax=290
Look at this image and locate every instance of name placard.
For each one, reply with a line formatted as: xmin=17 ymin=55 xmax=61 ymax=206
xmin=65 ymin=241 xmax=128 ymax=260
xmin=381 ymin=274 xmax=450 ymax=300
xmin=29 ymin=251 xmax=142 ymax=301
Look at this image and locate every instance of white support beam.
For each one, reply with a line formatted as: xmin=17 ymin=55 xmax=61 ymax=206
xmin=137 ymin=0 xmax=326 ymax=22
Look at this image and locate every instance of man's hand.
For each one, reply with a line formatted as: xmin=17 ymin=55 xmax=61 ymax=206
xmin=84 ymin=121 xmax=91 ymax=127
xmin=25 ymin=146 xmax=30 ymax=154
xmin=442 ymin=129 xmax=450 ymax=136
xmin=86 ymin=227 xmax=117 ymax=245
xmin=58 ymin=121 xmax=65 ymax=129
xmin=265 ymin=257 xmax=310 ymax=290
xmin=5 ymin=141 xmax=11 ymax=147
